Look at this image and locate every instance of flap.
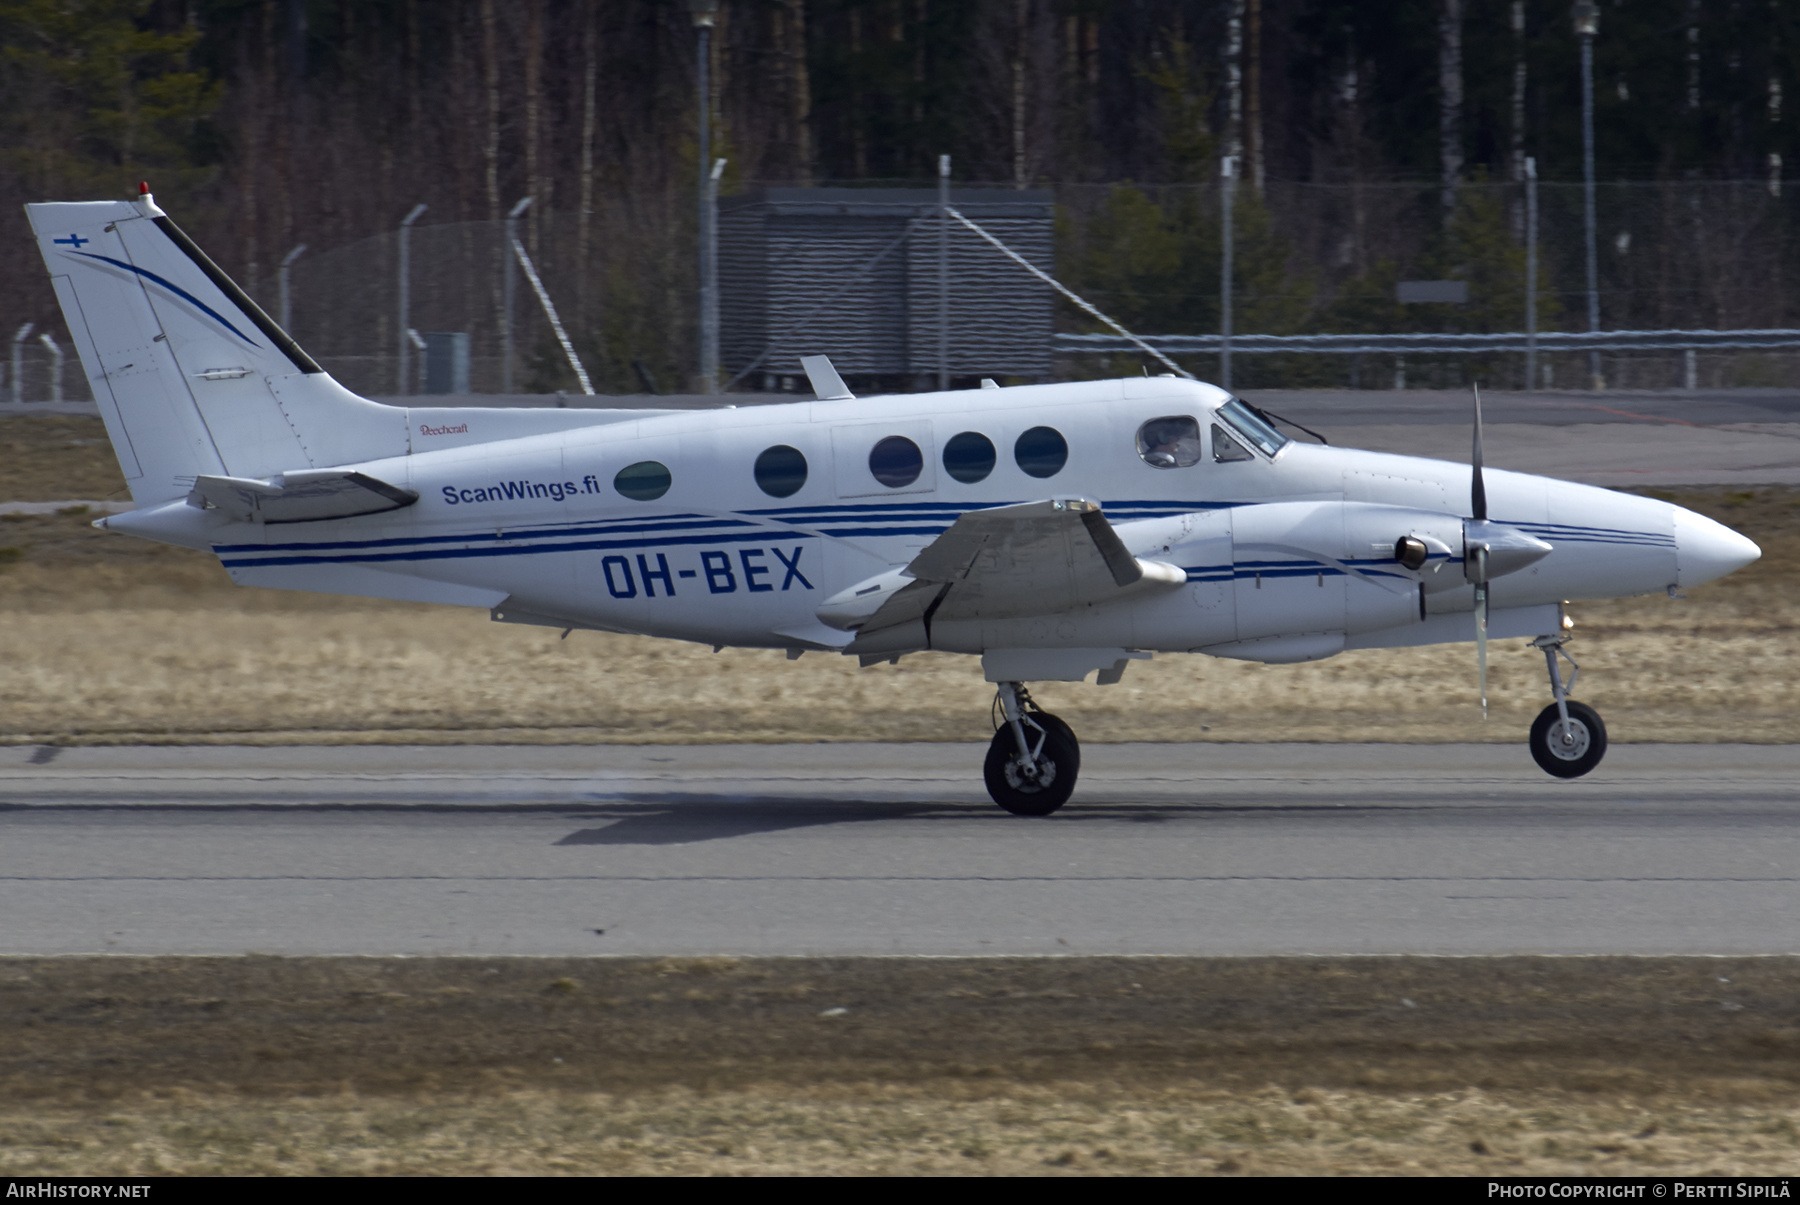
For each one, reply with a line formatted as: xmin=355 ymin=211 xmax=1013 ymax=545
xmin=188 ymin=469 xmax=418 ymax=524
xmin=848 ymin=499 xmax=1182 ymax=639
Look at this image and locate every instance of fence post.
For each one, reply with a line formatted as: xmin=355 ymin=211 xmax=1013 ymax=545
xmin=408 ymin=329 xmax=427 ymax=394
xmin=1525 ymin=157 xmax=1538 ymax=392
xmin=1221 ymin=155 xmax=1235 ymax=391
xmin=503 ymin=196 xmax=532 ymax=395
xmin=10 ymin=324 xmax=31 ymax=405
xmin=397 ymin=204 xmax=427 ymax=396
xmin=38 ymin=333 xmax=62 ymax=404
xmin=279 ymin=243 xmax=306 ymax=333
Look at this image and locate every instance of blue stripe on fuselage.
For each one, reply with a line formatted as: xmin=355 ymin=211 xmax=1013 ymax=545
xmin=218 ymin=526 xmax=814 ymax=569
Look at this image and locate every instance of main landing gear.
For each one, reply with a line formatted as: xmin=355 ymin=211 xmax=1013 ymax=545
xmin=984 ymin=681 xmax=1080 ymax=816
xmin=1527 ymin=634 xmax=1607 ymax=778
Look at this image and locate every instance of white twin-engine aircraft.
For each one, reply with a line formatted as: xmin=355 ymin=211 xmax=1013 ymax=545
xmin=30 ymin=189 xmax=1762 ymax=815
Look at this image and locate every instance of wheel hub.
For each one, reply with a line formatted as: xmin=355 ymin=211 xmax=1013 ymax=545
xmin=1546 ymin=717 xmax=1592 ymax=761
xmin=1003 ymin=755 xmax=1057 ymax=793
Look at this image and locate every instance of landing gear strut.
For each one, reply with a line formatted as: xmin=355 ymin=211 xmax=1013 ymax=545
xmin=984 ymin=682 xmax=1080 ymax=816
xmin=1527 ymin=634 xmax=1607 ymax=778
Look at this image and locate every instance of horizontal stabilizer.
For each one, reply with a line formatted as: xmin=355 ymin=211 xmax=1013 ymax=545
xmin=189 ymin=469 xmax=418 ymax=525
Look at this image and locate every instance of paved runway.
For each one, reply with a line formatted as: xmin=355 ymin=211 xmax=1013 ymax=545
xmin=1 ymin=742 xmax=1794 ymax=958
xmin=1237 ymin=389 xmax=1800 ymax=486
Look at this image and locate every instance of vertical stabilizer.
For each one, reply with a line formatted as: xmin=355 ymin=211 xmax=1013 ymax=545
xmin=27 ymin=193 xmax=404 ymax=504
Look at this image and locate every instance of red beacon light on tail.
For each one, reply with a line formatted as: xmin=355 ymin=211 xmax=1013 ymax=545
xmin=133 ymin=181 xmax=164 ymax=219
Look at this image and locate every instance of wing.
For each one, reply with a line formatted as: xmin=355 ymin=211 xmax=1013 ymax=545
xmin=189 ymin=469 xmax=418 ymax=524
xmin=827 ymin=499 xmax=1183 ymax=651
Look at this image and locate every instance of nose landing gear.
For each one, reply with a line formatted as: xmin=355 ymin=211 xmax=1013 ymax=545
xmin=1527 ymin=634 xmax=1607 ymax=778
xmin=984 ymin=681 xmax=1080 ymax=815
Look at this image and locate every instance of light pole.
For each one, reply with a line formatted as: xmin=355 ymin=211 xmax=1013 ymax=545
xmin=278 ymin=243 xmax=306 ymax=333
xmin=1574 ymin=1 xmax=1601 ymax=389
xmin=1525 ymin=156 xmax=1538 ymax=391
xmin=938 ymin=153 xmax=950 ymax=391
xmin=691 ymin=0 xmax=718 ymax=393
xmin=396 ymin=203 xmax=427 ymax=396
xmin=701 ymin=157 xmax=725 ymax=394
xmin=503 ymin=195 xmax=533 ymax=394
xmin=1221 ymin=155 xmax=1236 ymax=391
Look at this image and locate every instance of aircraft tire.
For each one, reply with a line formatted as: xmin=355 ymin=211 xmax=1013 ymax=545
xmin=984 ymin=721 xmax=1079 ymax=816
xmin=1528 ymin=701 xmax=1608 ymax=779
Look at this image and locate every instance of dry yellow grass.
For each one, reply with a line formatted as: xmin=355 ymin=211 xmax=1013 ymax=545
xmin=0 ymin=415 xmax=129 ymax=502
xmin=0 ymin=591 xmax=1793 ymax=744
xmin=0 ymin=417 xmax=1793 ymax=746
xmin=7 ymin=1084 xmax=1799 ymax=1176
xmin=3 ymin=955 xmax=1799 ymax=1176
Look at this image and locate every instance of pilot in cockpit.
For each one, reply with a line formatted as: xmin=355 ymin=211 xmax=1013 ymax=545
xmin=1137 ymin=415 xmax=1203 ymax=468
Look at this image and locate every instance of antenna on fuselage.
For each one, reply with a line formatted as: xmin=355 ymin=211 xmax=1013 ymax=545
xmin=800 ymin=354 xmax=854 ymax=401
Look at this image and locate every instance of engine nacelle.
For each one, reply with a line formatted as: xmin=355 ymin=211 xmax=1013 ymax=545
xmin=1175 ymin=501 xmax=1477 ymax=660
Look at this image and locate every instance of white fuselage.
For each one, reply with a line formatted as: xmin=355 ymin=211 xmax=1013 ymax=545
xmin=117 ymin=375 xmax=1738 ymax=665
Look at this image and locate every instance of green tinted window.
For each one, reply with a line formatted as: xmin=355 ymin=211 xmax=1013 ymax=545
xmin=613 ymin=460 xmax=671 ymax=501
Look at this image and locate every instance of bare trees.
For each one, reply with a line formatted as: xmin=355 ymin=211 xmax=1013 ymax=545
xmin=1 ymin=0 xmax=1798 ymax=396
xmin=1439 ymin=0 xmax=1463 ymax=221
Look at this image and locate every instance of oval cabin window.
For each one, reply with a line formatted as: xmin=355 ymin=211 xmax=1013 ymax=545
xmin=1013 ymin=426 xmax=1068 ymax=479
xmin=613 ymin=460 xmax=672 ymax=501
xmin=868 ymin=435 xmax=924 ymax=488
xmin=942 ymin=431 xmax=996 ymax=484
xmin=753 ymin=444 xmax=808 ymax=498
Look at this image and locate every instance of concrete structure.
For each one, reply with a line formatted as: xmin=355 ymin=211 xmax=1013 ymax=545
xmin=720 ymin=188 xmax=1055 ymax=390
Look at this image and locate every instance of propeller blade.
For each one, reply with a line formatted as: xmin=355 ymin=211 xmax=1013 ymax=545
xmin=1474 ymin=546 xmax=1490 ymax=720
xmin=1470 ymin=381 xmax=1487 ymax=522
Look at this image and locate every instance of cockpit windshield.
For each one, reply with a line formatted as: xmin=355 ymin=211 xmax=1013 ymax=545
xmin=1216 ymin=398 xmax=1290 ymax=458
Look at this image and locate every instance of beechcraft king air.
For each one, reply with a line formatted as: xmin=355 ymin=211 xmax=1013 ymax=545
xmin=30 ymin=188 xmax=1764 ymax=814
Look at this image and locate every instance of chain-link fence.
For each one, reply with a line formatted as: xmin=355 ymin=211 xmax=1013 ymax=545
xmin=1053 ymin=177 xmax=1800 ymax=391
xmin=12 ymin=177 xmax=1800 ymax=403
xmin=275 ymin=194 xmax=693 ymax=399
xmin=278 ymin=177 xmax=1800 ymax=397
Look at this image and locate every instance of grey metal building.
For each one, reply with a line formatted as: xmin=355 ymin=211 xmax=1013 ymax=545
xmin=719 ymin=188 xmax=1055 ymax=389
